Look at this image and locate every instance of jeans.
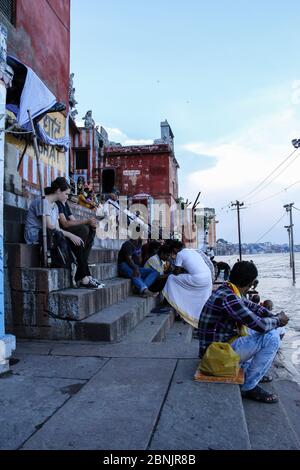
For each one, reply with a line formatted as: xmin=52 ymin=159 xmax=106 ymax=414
xmin=118 ymin=263 xmax=158 ymax=294
xmin=231 ymin=329 xmax=281 ymax=391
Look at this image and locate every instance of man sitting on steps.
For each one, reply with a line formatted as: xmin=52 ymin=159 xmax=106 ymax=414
xmin=118 ymin=238 xmax=158 ymax=298
xmin=198 ymin=261 xmax=289 ymax=403
xmin=56 ymin=190 xmax=103 ymax=288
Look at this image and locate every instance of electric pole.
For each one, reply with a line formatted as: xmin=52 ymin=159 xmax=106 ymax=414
xmin=284 ymin=225 xmax=292 ymax=268
xmin=231 ymin=201 xmax=244 ymax=261
xmin=284 ymin=203 xmax=296 ymax=285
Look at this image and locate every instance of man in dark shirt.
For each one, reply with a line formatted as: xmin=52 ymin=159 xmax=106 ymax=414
xmin=215 ymin=261 xmax=231 ymax=281
xmin=198 ymin=261 xmax=289 ymax=403
xmin=56 ymin=198 xmax=100 ymax=288
xmin=118 ymin=238 xmax=158 ymax=297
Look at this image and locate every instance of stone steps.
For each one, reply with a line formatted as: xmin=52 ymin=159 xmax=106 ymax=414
xmin=89 ymin=248 xmax=118 ymax=264
xmin=242 ymin=380 xmax=300 ymax=450
xmin=149 ymin=359 xmax=251 ymax=450
xmin=48 ymin=278 xmax=131 ymax=321
xmin=9 ymin=263 xmax=117 ymax=293
xmin=121 ymin=308 xmax=175 ymax=344
xmin=5 ymin=243 xmax=119 ymax=268
xmin=74 ymin=295 xmax=158 ymax=342
xmin=273 ymin=380 xmax=300 ymax=444
xmin=163 ymin=320 xmax=194 ymax=344
xmin=21 ymin=357 xmax=178 ymax=450
xmin=5 ymin=243 xmax=169 ymax=345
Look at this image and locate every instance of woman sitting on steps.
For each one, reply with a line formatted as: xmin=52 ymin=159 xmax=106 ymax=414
xmin=24 ymin=177 xmax=102 ymax=289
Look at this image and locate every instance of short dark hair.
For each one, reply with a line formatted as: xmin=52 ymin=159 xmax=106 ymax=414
xmin=45 ymin=177 xmax=70 ymax=195
xmin=148 ymin=241 xmax=161 ymax=256
xmin=165 ymin=240 xmax=184 ymax=251
xmin=251 ymin=294 xmax=261 ymax=304
xmin=229 ymin=261 xmax=258 ymax=288
xmin=158 ymin=245 xmax=173 ymax=256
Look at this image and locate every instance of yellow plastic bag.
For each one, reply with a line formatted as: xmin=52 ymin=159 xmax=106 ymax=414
xmin=200 ymin=342 xmax=240 ymax=377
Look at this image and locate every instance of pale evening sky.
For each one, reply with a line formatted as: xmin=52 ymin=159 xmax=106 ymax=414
xmin=71 ymin=0 xmax=300 ymax=244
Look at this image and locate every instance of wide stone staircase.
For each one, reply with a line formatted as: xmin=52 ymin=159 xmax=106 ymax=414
xmin=5 ymin=243 xmax=175 ymax=343
xmin=4 ymin=319 xmax=300 ymax=450
xmin=3 ymin=241 xmax=300 ymax=450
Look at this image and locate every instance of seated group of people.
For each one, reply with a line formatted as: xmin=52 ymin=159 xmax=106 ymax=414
xmin=117 ymin=238 xmax=179 ymax=298
xmin=118 ymin=240 xmax=214 ymax=328
xmin=70 ymin=174 xmax=118 ymax=214
xmin=25 ymin=177 xmax=103 ymax=289
xmin=25 ymin=179 xmax=289 ymax=406
xmin=119 ymin=241 xmax=289 ymax=405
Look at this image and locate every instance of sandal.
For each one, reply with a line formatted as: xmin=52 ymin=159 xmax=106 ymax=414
xmin=259 ymin=374 xmax=273 ymax=383
xmin=242 ymin=385 xmax=279 ymax=403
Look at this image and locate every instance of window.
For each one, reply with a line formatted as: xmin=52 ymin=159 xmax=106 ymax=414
xmin=0 ymin=0 xmax=16 ymax=25
xmin=75 ymin=149 xmax=88 ymax=170
xmin=102 ymin=169 xmax=115 ymax=193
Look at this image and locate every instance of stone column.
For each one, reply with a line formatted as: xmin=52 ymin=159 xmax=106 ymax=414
xmin=0 ymin=23 xmax=16 ymax=374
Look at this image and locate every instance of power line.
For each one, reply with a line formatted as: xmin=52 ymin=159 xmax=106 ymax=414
xmin=245 ymin=151 xmax=300 ymax=202
xmin=218 ymin=148 xmax=299 ymax=212
xmin=254 ymin=214 xmax=286 ymax=244
xmin=240 ymin=148 xmax=298 ymax=201
xmin=247 ymin=178 xmax=300 ymax=206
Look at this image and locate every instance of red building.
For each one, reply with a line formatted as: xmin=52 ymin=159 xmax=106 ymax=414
xmin=101 ymin=121 xmax=179 ymax=207
xmin=5 ymin=0 xmax=70 ymax=106
xmin=1 ymin=0 xmax=70 ymax=196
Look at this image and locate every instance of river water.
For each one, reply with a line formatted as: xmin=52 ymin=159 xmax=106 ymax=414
xmin=215 ymin=253 xmax=300 ymax=374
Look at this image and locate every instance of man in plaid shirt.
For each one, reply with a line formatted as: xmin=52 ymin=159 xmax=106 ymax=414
xmin=198 ymin=261 xmax=289 ymax=403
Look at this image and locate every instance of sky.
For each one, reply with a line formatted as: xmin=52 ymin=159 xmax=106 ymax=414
xmin=71 ymin=0 xmax=300 ymax=244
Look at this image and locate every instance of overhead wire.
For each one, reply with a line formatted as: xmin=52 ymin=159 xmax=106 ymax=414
xmin=244 ymin=150 xmax=300 ymax=202
xmin=241 ymin=148 xmax=298 ymax=201
xmin=247 ymin=178 xmax=300 ymax=206
xmin=254 ymin=214 xmax=287 ymax=244
xmin=217 ymin=148 xmax=299 ymax=212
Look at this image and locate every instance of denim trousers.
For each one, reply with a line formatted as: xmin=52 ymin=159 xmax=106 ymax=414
xmin=231 ymin=329 xmax=281 ymax=391
xmin=118 ymin=263 xmax=158 ymax=293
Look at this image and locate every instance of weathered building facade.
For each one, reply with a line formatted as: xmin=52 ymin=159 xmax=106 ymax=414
xmin=1 ymin=0 xmax=70 ymax=198
xmin=70 ymin=122 xmax=109 ymax=194
xmin=0 ymin=1 xmax=71 ymax=371
xmin=195 ymin=206 xmax=217 ymax=251
xmin=102 ymin=121 xmax=179 ymax=206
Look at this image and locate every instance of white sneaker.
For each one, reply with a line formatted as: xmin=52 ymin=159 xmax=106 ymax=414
xmin=88 ymin=276 xmax=105 ymax=288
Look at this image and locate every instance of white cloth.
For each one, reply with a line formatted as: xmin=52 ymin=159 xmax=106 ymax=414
xmin=17 ymin=62 xmax=57 ymax=127
xmin=162 ymin=249 xmax=212 ymax=328
xmin=8 ymin=56 xmax=70 ymax=150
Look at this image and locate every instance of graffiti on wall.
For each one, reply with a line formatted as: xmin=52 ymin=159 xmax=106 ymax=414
xmin=6 ymin=111 xmax=67 ymax=189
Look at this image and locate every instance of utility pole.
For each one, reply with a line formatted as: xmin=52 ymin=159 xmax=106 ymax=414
xmin=284 ymin=203 xmax=296 ymax=285
xmin=231 ymin=201 xmax=244 ymax=261
xmin=284 ymin=225 xmax=292 ymax=268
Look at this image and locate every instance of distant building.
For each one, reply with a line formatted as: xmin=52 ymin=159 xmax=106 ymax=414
xmin=101 ymin=120 xmax=179 ymax=206
xmin=195 ymin=207 xmax=217 ymax=251
xmin=70 ymin=124 xmax=109 ymax=193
